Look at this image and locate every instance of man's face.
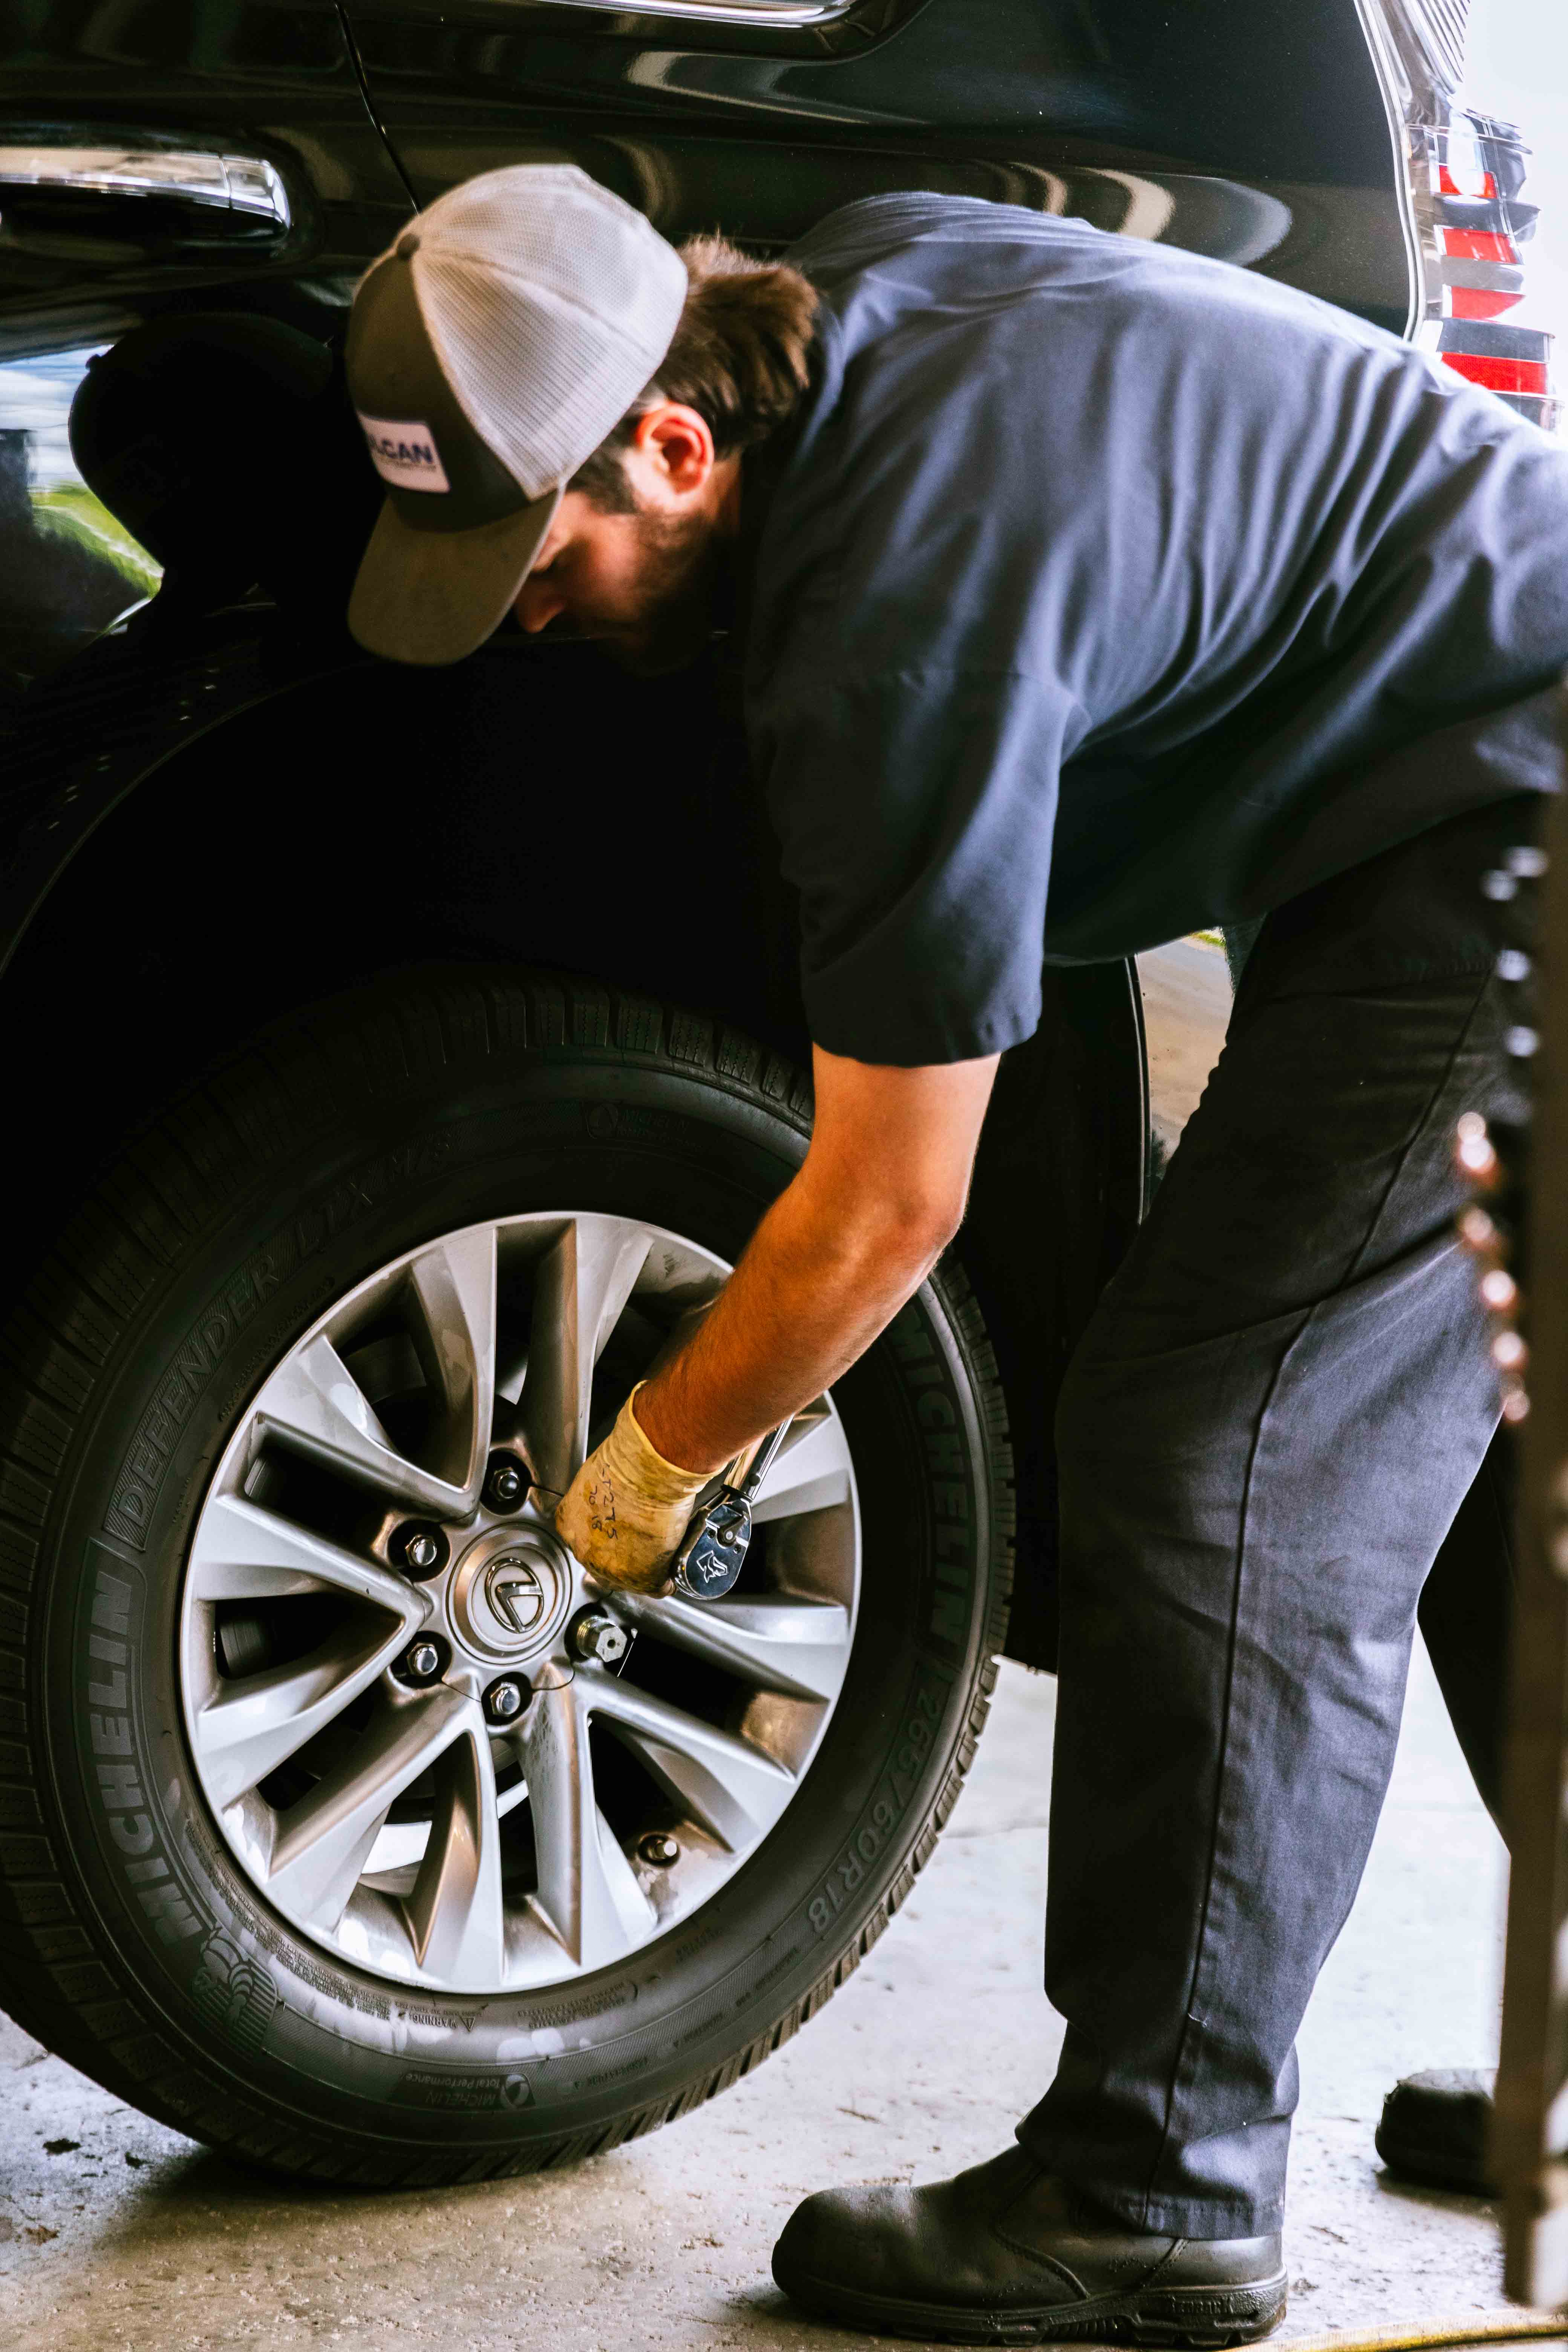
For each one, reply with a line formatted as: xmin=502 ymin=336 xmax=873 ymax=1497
xmin=511 ymin=406 xmax=740 ymax=676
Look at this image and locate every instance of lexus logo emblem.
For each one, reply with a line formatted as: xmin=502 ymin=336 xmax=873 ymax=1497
xmin=487 ymin=1558 xmax=546 ymax=1635
xmin=455 ymin=1535 xmax=568 ymax=1663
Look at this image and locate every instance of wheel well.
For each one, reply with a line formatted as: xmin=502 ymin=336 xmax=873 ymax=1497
xmin=4 ymin=634 xmax=802 ymax=1200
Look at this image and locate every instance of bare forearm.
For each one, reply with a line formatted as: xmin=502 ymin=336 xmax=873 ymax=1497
xmin=635 ymin=1173 xmax=945 ymax=1473
xmin=631 ymin=1045 xmax=998 ymax=1478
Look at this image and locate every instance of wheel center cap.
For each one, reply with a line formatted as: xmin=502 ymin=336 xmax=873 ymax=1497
xmin=449 ymin=1527 xmax=574 ymax=1663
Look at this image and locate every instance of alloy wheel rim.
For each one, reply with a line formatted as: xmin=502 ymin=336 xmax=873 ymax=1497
xmin=179 ymin=1212 xmax=861 ymax=1995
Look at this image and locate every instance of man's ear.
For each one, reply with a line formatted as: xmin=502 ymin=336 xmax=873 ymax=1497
xmin=631 ymin=403 xmax=716 ymax=497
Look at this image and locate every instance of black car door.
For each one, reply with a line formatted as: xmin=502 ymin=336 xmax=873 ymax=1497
xmin=0 ymin=0 xmax=412 ymax=343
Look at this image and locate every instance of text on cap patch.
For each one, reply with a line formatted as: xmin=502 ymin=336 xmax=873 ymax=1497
xmin=357 ymin=413 xmax=451 ymax=493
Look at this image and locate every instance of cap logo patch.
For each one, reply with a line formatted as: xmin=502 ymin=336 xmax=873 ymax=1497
xmin=358 ymin=413 xmax=451 ymax=493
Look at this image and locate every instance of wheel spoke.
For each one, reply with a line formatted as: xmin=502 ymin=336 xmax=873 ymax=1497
xmin=265 ymin=1684 xmax=474 ymax=1934
xmin=187 ymin=1493 xmax=432 ymax=1615
xmin=406 ymin=1225 xmax=498 ymax=1511
xmin=519 ymin=1217 xmax=652 ymax=1493
xmin=749 ymin=1413 xmax=853 ymax=1525
xmin=194 ymin=1615 xmax=418 ymax=1811
xmin=251 ymin=1330 xmax=471 ymax=1517
xmin=522 ymin=1680 xmax=654 ymax=1968
xmin=403 ymin=1720 xmax=507 ymax=1988
xmin=613 ymin=1592 xmax=851 ymax=1704
xmin=587 ymin=1672 xmax=795 ymax=1851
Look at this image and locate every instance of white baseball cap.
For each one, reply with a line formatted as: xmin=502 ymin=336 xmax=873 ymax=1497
xmin=346 ymin=164 xmax=688 ymax=666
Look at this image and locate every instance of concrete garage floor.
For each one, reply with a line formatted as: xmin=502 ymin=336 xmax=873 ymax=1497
xmin=0 ymin=1660 xmax=1514 ymax=2347
xmin=0 ymin=941 xmax=1521 ymax=2347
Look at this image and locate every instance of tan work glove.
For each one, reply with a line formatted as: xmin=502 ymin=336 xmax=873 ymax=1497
xmin=554 ymin=1384 xmax=709 ymax=1595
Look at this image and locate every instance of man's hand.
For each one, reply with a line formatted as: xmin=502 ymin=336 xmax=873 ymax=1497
xmin=554 ymin=1384 xmax=709 ymax=1594
xmin=553 ymin=1044 xmax=999 ymax=1586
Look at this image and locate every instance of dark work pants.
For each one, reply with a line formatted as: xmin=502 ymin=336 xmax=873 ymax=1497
xmin=1019 ymin=795 xmax=1537 ymax=2236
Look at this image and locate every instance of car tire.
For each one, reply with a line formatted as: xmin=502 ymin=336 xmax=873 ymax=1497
xmin=0 ymin=968 xmax=1014 ymax=2185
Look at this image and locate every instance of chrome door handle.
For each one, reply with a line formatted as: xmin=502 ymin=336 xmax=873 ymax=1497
xmin=0 ymin=147 xmax=290 ymax=231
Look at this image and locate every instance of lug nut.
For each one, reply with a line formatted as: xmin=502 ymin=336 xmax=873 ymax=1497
xmin=392 ymin=1521 xmax=448 ymax=1579
xmin=484 ymin=1452 xmax=530 ymax=1513
xmin=484 ymin=1675 xmax=528 ymax=1725
xmin=395 ymin=1637 xmax=446 ymax=1687
xmin=570 ymin=1608 xmax=632 ymax=1668
xmin=637 ymin=1831 xmax=680 ymax=1868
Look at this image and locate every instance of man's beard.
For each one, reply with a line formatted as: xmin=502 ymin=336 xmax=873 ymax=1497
xmin=544 ymin=504 xmax=728 ymax=678
xmin=605 ymin=504 xmax=729 ymax=677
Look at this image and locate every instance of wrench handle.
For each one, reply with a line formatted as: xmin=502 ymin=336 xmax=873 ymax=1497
xmin=729 ymin=1417 xmax=792 ymax=1503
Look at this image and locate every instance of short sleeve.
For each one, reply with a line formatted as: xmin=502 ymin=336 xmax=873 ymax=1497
xmin=749 ymin=660 xmax=1080 ymax=1066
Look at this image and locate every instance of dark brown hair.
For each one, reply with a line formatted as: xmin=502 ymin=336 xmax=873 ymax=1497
xmin=570 ymin=233 xmax=819 ymax=511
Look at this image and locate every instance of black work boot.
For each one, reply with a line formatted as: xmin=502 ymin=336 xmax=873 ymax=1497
xmin=772 ymin=2145 xmax=1287 ymax=2346
xmin=1375 ymin=2069 xmax=1497 ymax=2196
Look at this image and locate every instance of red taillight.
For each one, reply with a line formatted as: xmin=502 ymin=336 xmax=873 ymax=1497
xmin=1448 ymin=284 xmax=1524 ymax=321
xmin=1439 ymin=162 xmax=1499 ymax=199
xmin=1441 ymin=349 xmax=1551 ymax=394
xmin=1438 ymin=225 xmax=1520 ymax=263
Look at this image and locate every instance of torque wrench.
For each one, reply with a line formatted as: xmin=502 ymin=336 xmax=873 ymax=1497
xmin=671 ymin=1418 xmax=794 ymax=1601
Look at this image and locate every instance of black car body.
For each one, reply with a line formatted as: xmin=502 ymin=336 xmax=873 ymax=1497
xmin=0 ymin=0 xmax=1554 ymax=2179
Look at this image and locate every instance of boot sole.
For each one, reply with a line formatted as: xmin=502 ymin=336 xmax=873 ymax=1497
xmin=771 ymin=2256 xmax=1289 ymax=2348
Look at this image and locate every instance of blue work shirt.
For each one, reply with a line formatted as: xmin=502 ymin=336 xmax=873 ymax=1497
xmin=743 ymin=193 xmax=1568 ymax=1064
